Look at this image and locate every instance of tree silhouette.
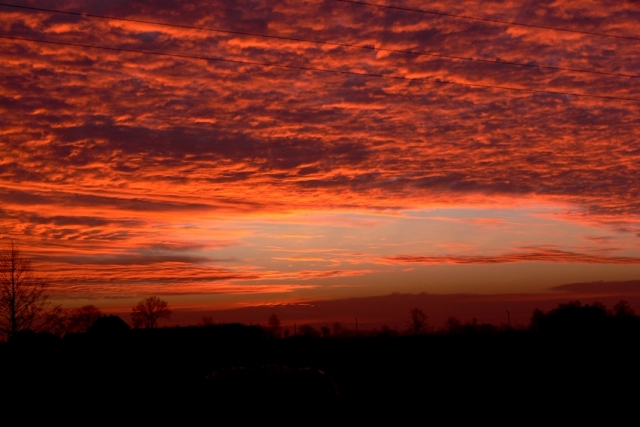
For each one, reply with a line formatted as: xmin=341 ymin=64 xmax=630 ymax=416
xmin=444 ymin=316 xmax=463 ymax=334
xmin=530 ymin=301 xmax=607 ymax=333
xmin=298 ymin=324 xmax=319 ymax=338
xmin=201 ymin=316 xmax=214 ymax=326
xmin=332 ymin=322 xmax=345 ymax=337
xmin=267 ymin=313 xmax=281 ymax=337
xmin=408 ymin=308 xmax=428 ymax=335
xmin=0 ymin=241 xmax=50 ymax=337
xmin=130 ymin=296 xmax=171 ymax=328
xmin=67 ymin=305 xmax=102 ymax=333
xmin=611 ymin=300 xmax=635 ymax=318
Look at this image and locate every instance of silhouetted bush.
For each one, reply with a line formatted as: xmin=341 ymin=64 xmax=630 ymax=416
xmin=531 ymin=301 xmax=609 ymax=334
xmin=298 ymin=324 xmax=320 ymax=338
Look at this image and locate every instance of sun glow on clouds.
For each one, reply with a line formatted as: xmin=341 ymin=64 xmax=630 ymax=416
xmin=1 ymin=0 xmax=640 ymax=313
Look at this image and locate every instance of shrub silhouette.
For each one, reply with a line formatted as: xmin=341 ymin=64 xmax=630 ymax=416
xmin=530 ymin=301 xmax=608 ymax=334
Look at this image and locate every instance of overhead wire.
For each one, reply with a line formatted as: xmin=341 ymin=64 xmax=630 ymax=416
xmin=336 ymin=0 xmax=640 ymax=42
xmin=1 ymin=34 xmax=638 ymax=103
xmin=0 ymin=3 xmax=638 ymax=80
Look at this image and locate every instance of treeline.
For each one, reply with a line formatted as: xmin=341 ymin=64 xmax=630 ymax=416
xmin=4 ymin=298 xmax=640 ymax=345
xmin=3 ymin=299 xmax=640 ymax=418
xmin=262 ymin=299 xmax=640 ymax=339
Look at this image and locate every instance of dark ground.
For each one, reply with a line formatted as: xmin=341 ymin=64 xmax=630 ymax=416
xmin=2 ymin=325 xmax=639 ymax=421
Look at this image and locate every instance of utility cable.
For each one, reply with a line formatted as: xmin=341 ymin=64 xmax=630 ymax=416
xmin=0 ymin=3 xmax=637 ymax=79
xmin=336 ymin=0 xmax=640 ymax=42
xmin=1 ymin=34 xmax=638 ymax=102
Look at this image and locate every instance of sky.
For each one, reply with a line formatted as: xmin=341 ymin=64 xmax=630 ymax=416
xmin=1 ymin=0 xmax=640 ymax=328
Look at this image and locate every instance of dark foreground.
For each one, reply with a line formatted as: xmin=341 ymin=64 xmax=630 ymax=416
xmin=2 ymin=325 xmax=639 ymax=420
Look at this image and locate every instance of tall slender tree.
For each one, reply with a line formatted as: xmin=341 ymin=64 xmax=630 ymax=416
xmin=267 ymin=313 xmax=281 ymax=337
xmin=408 ymin=308 xmax=428 ymax=335
xmin=0 ymin=241 xmax=50 ymax=337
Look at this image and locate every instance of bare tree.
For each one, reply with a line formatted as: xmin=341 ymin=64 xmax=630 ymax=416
xmin=201 ymin=315 xmax=214 ymax=326
xmin=267 ymin=313 xmax=281 ymax=337
xmin=612 ymin=300 xmax=635 ymax=318
xmin=67 ymin=305 xmax=102 ymax=333
xmin=320 ymin=326 xmax=331 ymax=338
xmin=408 ymin=308 xmax=428 ymax=335
xmin=130 ymin=296 xmax=171 ymax=328
xmin=444 ymin=316 xmax=462 ymax=334
xmin=0 ymin=241 xmax=50 ymax=337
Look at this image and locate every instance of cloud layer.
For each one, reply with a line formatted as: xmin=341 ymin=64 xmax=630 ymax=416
xmin=1 ymin=0 xmax=639 ymax=307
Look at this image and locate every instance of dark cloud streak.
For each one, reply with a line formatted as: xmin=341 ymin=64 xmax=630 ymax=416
xmin=385 ymin=249 xmax=640 ymax=265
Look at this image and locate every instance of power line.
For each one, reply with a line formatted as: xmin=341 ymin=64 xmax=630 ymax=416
xmin=1 ymin=34 xmax=638 ymax=103
xmin=0 ymin=3 xmax=637 ymax=80
xmin=336 ymin=0 xmax=640 ymax=42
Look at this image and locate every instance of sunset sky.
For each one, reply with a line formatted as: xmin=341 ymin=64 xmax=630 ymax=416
xmin=1 ymin=0 xmax=639 ymax=328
